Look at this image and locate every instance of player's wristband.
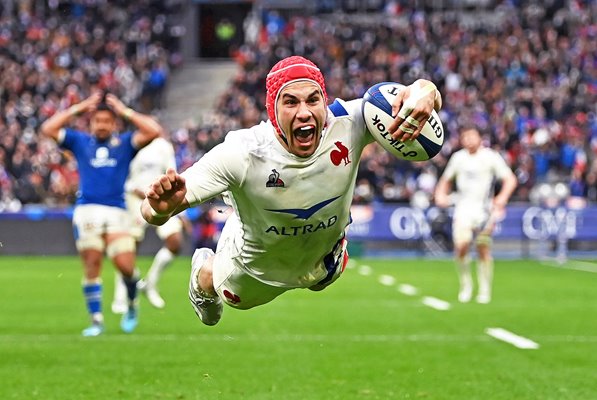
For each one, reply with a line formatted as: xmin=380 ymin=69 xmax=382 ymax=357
xmin=122 ymin=108 xmax=134 ymax=121
xmin=70 ymin=107 xmax=83 ymax=118
xmin=149 ymin=206 xmax=171 ymax=218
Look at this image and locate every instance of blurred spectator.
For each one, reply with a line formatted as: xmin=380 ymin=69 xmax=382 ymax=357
xmin=1 ymin=1 xmax=595 ymax=209
xmin=199 ymin=1 xmax=595 ymax=205
xmin=0 ymin=0 xmax=181 ymax=209
xmin=191 ymin=206 xmax=218 ymax=252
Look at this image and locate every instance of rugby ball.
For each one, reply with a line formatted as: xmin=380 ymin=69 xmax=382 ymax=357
xmin=362 ymin=82 xmax=444 ymax=161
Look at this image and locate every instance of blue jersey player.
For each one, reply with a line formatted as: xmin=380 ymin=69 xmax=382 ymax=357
xmin=41 ymin=92 xmax=163 ymax=336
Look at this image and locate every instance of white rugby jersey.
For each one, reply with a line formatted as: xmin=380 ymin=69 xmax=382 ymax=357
xmin=442 ymin=147 xmax=513 ymax=213
xmin=126 ymin=137 xmax=176 ymax=193
xmin=182 ymin=99 xmax=373 ymax=287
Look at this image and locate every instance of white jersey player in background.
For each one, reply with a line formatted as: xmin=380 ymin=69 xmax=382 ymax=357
xmin=435 ymin=127 xmax=517 ymax=304
xmin=140 ymin=56 xmax=442 ymax=326
xmin=112 ymin=136 xmax=187 ymax=312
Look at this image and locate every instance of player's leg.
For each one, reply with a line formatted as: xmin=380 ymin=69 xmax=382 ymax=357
xmin=105 ymin=207 xmax=140 ymax=333
xmin=113 ymin=194 xmax=146 ymax=314
xmin=452 ymin=216 xmax=474 ymax=303
xmin=309 ymin=236 xmax=349 ymax=291
xmin=475 ymin=235 xmax=494 ymax=304
xmin=79 ymin=248 xmax=105 ymax=336
xmin=111 ymin=272 xmax=128 ymax=314
xmin=188 ymin=214 xmax=288 ymax=325
xmin=73 ymin=205 xmax=107 ymax=336
xmin=143 ymin=217 xmax=184 ymax=308
xmin=211 ymin=255 xmax=289 ymax=311
xmin=189 ymin=247 xmax=222 ymax=325
xmin=190 ymin=250 xmax=296 ymax=325
xmin=107 ymin=233 xmax=140 ymax=332
xmin=455 ymin=243 xmax=473 ymax=302
xmin=188 ymin=215 xmax=235 ymax=325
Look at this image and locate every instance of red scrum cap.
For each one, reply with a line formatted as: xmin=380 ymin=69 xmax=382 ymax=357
xmin=265 ymin=56 xmax=328 ymax=139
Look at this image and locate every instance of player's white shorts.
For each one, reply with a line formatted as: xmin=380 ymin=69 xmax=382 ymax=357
xmin=72 ymin=204 xmax=132 ymax=250
xmin=210 ymin=215 xmax=348 ymax=310
xmin=126 ymin=193 xmax=183 ymax=241
xmin=452 ymin=206 xmax=490 ymax=245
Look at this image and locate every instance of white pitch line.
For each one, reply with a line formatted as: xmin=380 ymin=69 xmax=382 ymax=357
xmin=421 ymin=296 xmax=451 ymax=311
xmin=485 ymin=327 xmax=539 ymax=350
xmin=1 ymin=333 xmax=594 ymax=344
xmin=542 ymin=259 xmax=597 ymax=274
xmin=378 ymin=274 xmax=396 ymax=286
xmin=358 ymin=265 xmax=372 ymax=276
xmin=0 ymin=333 xmax=490 ymax=343
xmin=397 ymin=284 xmax=419 ymax=296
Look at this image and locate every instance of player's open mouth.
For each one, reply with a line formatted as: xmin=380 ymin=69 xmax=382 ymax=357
xmin=293 ymin=125 xmax=316 ymax=144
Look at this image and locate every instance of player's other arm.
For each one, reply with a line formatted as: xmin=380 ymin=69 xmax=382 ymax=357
xmin=493 ymin=171 xmax=517 ymax=210
xmin=105 ymin=93 xmax=163 ymax=148
xmin=141 ymin=168 xmax=190 ymax=225
xmin=40 ymin=92 xmax=103 ymax=141
xmin=434 ymin=176 xmax=453 ymax=208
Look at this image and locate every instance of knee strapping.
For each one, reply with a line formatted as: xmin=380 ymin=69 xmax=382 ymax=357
xmin=476 ymin=233 xmax=492 ymax=246
xmin=106 ymin=236 xmax=136 ymax=258
xmin=76 ymin=235 xmax=104 ymax=252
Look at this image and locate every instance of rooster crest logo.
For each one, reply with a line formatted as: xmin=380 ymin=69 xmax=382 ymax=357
xmin=266 ymin=169 xmax=285 ymax=187
xmin=330 ymin=141 xmax=350 ymax=166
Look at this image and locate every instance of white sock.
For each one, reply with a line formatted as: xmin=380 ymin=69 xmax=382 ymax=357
xmin=91 ymin=312 xmax=104 ymax=325
xmin=146 ymin=247 xmax=174 ymax=288
xmin=477 ymin=259 xmax=494 ymax=297
xmin=456 ymin=256 xmax=472 ymax=292
xmin=113 ymin=273 xmax=127 ymax=304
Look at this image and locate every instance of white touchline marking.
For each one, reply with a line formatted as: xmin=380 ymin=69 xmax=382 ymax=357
xmin=542 ymin=259 xmax=597 ymax=274
xmin=378 ymin=274 xmax=396 ymax=286
xmin=397 ymin=284 xmax=419 ymax=296
xmin=422 ymin=296 xmax=451 ymax=311
xmin=485 ymin=328 xmax=539 ymax=350
xmin=358 ymin=265 xmax=372 ymax=276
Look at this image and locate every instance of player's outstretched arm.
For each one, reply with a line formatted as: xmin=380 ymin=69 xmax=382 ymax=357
xmin=387 ymin=79 xmax=442 ymax=142
xmin=141 ymin=168 xmax=190 ymax=225
xmin=105 ymin=93 xmax=163 ymax=148
xmin=40 ymin=92 xmax=102 ymax=141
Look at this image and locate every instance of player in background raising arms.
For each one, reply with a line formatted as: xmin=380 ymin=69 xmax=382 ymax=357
xmin=41 ymin=92 xmax=163 ymax=336
xmin=141 ymin=56 xmax=442 ymax=326
xmin=434 ymin=127 xmax=517 ymax=304
xmin=112 ymin=136 xmax=187 ymax=313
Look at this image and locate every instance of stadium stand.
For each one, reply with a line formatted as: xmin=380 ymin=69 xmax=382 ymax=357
xmin=0 ymin=0 xmax=595 ymax=212
xmin=182 ymin=1 xmax=596 ymax=207
xmin=0 ymin=0 xmax=184 ymax=210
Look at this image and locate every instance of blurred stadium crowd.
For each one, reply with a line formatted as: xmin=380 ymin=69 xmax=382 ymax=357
xmin=0 ymin=0 xmax=182 ymax=209
xmin=0 ymin=0 xmax=595 ymax=211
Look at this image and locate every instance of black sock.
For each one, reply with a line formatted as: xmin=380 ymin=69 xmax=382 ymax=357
xmin=122 ymin=275 xmax=139 ymax=306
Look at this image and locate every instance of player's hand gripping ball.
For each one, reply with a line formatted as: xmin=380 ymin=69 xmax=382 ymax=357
xmin=362 ymin=82 xmax=444 ymax=161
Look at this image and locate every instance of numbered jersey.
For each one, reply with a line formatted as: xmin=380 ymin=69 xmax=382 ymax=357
xmin=182 ymin=99 xmax=373 ymax=287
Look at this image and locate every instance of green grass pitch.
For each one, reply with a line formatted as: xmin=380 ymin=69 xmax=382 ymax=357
xmin=1 ymin=255 xmax=596 ymax=399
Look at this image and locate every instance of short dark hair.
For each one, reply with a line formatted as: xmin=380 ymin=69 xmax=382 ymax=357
xmin=95 ymin=98 xmax=115 ymax=116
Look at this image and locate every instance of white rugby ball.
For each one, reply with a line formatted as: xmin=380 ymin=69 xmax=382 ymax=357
xmin=362 ymin=82 xmax=444 ymax=161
